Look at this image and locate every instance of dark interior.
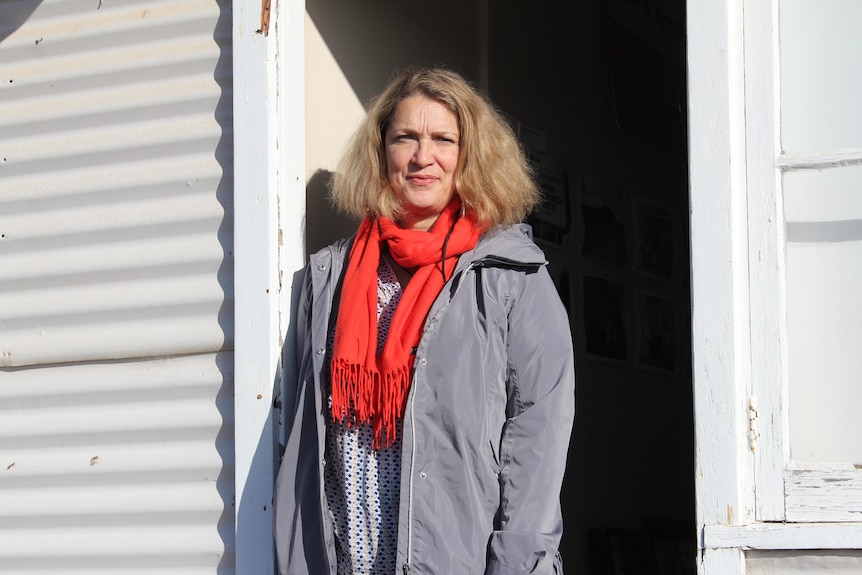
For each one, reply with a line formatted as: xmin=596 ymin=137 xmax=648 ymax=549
xmin=305 ymin=1 xmax=694 ymax=573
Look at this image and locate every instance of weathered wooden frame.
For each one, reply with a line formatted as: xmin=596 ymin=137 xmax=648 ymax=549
xmin=691 ymin=0 xmax=862 ymax=571
xmin=233 ymin=0 xmax=306 ymax=573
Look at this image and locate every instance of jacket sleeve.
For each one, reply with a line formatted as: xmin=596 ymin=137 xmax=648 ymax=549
xmin=273 ymin=264 xmax=332 ymax=575
xmin=485 ymin=265 xmax=575 ymax=575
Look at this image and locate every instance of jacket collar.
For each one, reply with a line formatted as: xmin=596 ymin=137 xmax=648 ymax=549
xmin=310 ymin=223 xmax=546 ymax=281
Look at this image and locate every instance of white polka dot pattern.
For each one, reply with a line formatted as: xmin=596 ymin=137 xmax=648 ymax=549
xmin=324 ymin=258 xmax=404 ymax=574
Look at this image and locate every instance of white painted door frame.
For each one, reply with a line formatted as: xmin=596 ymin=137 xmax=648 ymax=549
xmin=689 ymin=0 xmax=862 ymax=572
xmin=688 ymin=1 xmax=753 ymax=572
xmin=232 ymin=0 xmax=306 ymax=573
xmin=237 ymin=0 xmax=862 ymax=572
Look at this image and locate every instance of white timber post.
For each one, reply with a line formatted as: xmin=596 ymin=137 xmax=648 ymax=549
xmin=276 ymin=0 xmax=308 ymax=433
xmin=233 ymin=0 xmax=306 ymax=570
xmin=688 ymin=0 xmax=754 ymax=572
xmin=232 ymin=0 xmax=306 ymax=572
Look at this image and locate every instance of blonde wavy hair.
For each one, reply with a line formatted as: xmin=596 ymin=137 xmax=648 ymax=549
xmin=330 ymin=67 xmax=540 ymax=230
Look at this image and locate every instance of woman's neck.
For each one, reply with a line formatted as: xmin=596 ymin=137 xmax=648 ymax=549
xmin=382 ymin=248 xmax=413 ymax=288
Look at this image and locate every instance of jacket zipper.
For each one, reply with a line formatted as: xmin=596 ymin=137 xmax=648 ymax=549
xmin=466 ymin=254 xmax=545 ymax=273
xmin=320 ymin=244 xmax=345 ymax=575
xmin=404 ymin=372 xmax=418 ymax=574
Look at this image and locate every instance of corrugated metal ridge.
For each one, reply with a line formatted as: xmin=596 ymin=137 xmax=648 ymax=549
xmin=0 ymin=2 xmax=237 ymax=572
xmin=0 ymin=0 xmax=234 ymax=368
xmin=0 ymin=351 xmax=235 ymax=571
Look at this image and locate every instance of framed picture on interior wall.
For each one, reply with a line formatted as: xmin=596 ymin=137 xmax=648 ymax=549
xmin=636 ymin=290 xmax=676 ymax=373
xmin=633 ymin=196 xmax=675 ymax=280
xmin=525 ymin=151 xmax=573 ymax=249
xmin=580 ymin=175 xmax=628 ymax=268
xmin=582 ymin=274 xmax=628 ymax=363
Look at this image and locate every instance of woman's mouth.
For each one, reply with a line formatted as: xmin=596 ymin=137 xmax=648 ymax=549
xmin=408 ymin=175 xmax=436 ymax=186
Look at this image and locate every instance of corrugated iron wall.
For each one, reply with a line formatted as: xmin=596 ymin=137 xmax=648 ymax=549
xmin=0 ymin=0 xmax=235 ymax=572
xmin=0 ymin=354 xmax=235 ymax=573
xmin=0 ymin=0 xmax=233 ymax=367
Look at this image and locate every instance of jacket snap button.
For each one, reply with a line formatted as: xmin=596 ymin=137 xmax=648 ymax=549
xmin=317 ymin=263 xmax=326 ymax=271
xmin=419 ymin=358 xmax=427 ymax=365
xmin=419 ymin=471 xmax=427 ymax=479
xmin=316 ymin=347 xmax=325 ymax=355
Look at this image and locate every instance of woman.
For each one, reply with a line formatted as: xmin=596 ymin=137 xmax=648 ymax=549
xmin=274 ymin=67 xmax=575 ymax=575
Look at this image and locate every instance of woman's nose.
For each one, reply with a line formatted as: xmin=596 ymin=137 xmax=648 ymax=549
xmin=413 ymin=138 xmax=433 ymax=165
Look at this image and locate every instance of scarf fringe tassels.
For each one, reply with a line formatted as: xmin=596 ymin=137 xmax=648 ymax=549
xmin=330 ymin=360 xmax=411 ymax=449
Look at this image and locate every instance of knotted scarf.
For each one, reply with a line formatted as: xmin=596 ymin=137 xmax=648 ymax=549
xmin=330 ymin=197 xmax=482 ymax=447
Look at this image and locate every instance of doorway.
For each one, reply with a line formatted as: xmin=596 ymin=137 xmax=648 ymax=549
xmin=304 ymin=1 xmax=693 ymax=572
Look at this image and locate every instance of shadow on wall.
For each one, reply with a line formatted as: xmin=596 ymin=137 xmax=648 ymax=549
xmin=305 ymin=0 xmax=480 ymax=108
xmin=0 ymin=0 xmax=42 ymax=44
xmin=214 ymin=353 xmax=238 ymax=572
xmin=213 ymin=0 xmax=236 ymax=571
xmin=306 ymin=168 xmax=360 ymax=256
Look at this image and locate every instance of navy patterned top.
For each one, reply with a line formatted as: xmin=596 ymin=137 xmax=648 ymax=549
xmin=325 ymin=258 xmax=403 ymax=574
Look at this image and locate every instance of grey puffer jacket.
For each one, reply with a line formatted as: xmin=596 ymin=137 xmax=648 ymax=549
xmin=274 ymin=224 xmax=575 ymax=575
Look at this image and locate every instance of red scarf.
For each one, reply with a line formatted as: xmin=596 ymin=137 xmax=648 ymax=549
xmin=330 ymin=198 xmax=482 ymax=447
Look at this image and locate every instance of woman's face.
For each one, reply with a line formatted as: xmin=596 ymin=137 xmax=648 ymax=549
xmin=385 ymin=95 xmax=460 ymax=231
